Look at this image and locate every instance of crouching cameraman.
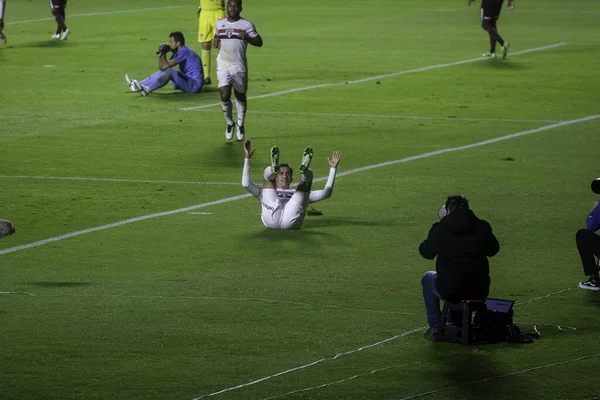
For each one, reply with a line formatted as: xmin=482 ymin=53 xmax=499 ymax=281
xmin=125 ymin=31 xmax=204 ymax=96
xmin=419 ymin=194 xmax=500 ymax=340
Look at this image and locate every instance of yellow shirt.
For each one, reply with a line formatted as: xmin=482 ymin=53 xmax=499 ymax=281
xmin=200 ymin=0 xmax=224 ymax=11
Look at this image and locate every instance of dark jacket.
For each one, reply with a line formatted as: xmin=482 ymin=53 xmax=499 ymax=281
xmin=419 ymin=207 xmax=500 ymax=302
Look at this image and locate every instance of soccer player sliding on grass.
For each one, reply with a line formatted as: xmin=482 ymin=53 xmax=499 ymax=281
xmin=242 ymin=140 xmax=341 ymax=230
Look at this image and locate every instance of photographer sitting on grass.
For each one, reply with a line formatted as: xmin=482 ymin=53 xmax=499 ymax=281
xmin=125 ymin=31 xmax=204 ymax=96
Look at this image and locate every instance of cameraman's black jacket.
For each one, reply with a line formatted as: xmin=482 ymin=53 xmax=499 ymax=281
xmin=419 ymin=207 xmax=500 ymax=302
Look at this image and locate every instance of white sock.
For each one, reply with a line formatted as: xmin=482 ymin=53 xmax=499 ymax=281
xmin=235 ymin=98 xmax=247 ymax=127
xmin=221 ymin=101 xmax=234 ymax=126
xmin=264 ymin=166 xmax=276 ymax=181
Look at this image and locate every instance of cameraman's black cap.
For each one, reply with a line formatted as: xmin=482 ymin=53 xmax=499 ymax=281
xmin=592 ymin=178 xmax=600 ymax=194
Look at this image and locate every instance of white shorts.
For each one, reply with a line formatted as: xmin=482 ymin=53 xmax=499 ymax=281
xmin=260 ymin=189 xmax=309 ymax=230
xmin=217 ymin=68 xmax=248 ymax=94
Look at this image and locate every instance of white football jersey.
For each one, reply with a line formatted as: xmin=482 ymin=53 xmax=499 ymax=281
xmin=215 ymin=17 xmax=259 ymax=72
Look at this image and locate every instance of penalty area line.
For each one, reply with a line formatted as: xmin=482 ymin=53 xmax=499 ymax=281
xmin=0 ymin=113 xmax=598 ymax=257
xmin=180 ymin=43 xmax=567 ymax=111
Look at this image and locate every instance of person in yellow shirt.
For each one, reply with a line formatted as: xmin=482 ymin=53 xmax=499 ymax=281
xmin=197 ymin=0 xmax=225 ymax=85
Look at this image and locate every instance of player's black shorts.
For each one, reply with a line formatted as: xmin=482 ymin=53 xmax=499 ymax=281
xmin=481 ymin=0 xmax=503 ymax=20
xmin=49 ymin=0 xmax=67 ymax=9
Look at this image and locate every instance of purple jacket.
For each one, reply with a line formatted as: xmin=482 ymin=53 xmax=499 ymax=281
xmin=586 ymin=202 xmax=600 ymax=232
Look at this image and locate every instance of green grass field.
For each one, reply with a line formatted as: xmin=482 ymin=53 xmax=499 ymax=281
xmin=1 ymin=1 xmax=600 ymax=399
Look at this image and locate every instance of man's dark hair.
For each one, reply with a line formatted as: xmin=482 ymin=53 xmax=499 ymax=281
xmin=280 ymin=163 xmax=291 ymax=173
xmin=169 ymin=31 xmax=185 ymax=46
xmin=445 ymin=194 xmax=469 ymax=213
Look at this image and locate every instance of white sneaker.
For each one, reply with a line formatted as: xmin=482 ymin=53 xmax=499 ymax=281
xmin=225 ymin=124 xmax=234 ymax=140
xmin=124 ymin=74 xmax=136 ymax=92
xmin=132 ymin=80 xmax=149 ymax=96
xmin=60 ymin=29 xmax=70 ymax=41
xmin=236 ymin=124 xmax=245 ymax=141
xmin=502 ymin=42 xmax=510 ymax=59
xmin=51 ymin=33 xmax=60 ymax=40
xmin=131 ymin=80 xmax=141 ymax=92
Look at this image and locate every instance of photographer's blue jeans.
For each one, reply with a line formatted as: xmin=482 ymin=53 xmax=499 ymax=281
xmin=421 ymin=271 xmax=443 ymax=329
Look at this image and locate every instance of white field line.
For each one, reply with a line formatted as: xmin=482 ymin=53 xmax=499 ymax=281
xmin=334 ymin=115 xmax=600 ymax=179
xmin=192 ymin=110 xmax=563 ymax=124
xmin=5 ymin=6 xmax=184 ymax=25
xmin=180 ymin=43 xmax=567 ymax=111
xmin=262 ymin=359 xmax=432 ymax=400
xmin=202 ymin=288 xmax=573 ymax=400
xmin=1 ymin=114 xmax=599 ymax=257
xmin=191 ymin=326 xmax=427 ymax=400
xmin=0 ymin=175 xmax=238 ymax=186
xmin=396 ymin=353 xmax=600 ymax=400
xmin=262 ymin=348 xmax=593 ymax=400
xmin=0 ymin=193 xmax=251 ymax=256
xmin=514 ymin=288 xmax=572 ymax=306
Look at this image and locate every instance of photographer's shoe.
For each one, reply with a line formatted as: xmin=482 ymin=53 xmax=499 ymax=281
xmin=423 ymin=327 xmax=437 ymax=340
xmin=579 ymin=276 xmax=600 ymax=291
xmin=225 ymin=124 xmax=234 ymax=140
xmin=299 ymin=146 xmax=313 ymax=174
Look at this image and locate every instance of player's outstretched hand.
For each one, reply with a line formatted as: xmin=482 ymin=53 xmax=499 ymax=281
xmin=244 ymin=140 xmax=255 ymax=159
xmin=328 ymin=150 xmax=341 ymax=168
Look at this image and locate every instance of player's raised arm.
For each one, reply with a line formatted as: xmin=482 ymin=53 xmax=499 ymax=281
xmin=309 ymin=150 xmax=341 ymax=203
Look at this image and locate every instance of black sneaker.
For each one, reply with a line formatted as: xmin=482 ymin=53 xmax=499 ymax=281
xmin=579 ymin=276 xmax=600 ymax=291
xmin=204 ymin=77 xmax=212 ymax=85
xmin=423 ymin=327 xmax=437 ymax=340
